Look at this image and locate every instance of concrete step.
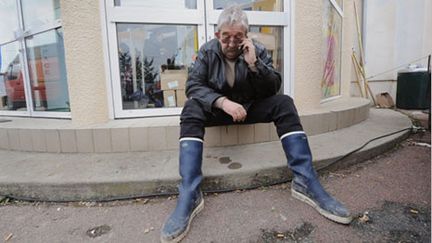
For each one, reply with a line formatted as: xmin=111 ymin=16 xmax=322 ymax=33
xmin=0 ymin=97 xmax=370 ymax=153
xmin=0 ymin=108 xmax=412 ymax=202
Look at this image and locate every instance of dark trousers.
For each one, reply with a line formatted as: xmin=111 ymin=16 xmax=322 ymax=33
xmin=180 ymin=94 xmax=303 ymax=139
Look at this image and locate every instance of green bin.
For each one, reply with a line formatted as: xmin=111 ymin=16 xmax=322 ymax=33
xmin=396 ymin=69 xmax=431 ymax=109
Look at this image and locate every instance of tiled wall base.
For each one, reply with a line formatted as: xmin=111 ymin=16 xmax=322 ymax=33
xmin=0 ymin=98 xmax=371 ymax=153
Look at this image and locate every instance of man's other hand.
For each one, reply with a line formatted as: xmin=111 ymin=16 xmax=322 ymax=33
xmin=221 ymin=99 xmax=247 ymax=122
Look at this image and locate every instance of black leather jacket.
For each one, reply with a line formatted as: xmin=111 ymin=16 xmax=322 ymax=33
xmin=185 ymin=38 xmax=282 ymax=113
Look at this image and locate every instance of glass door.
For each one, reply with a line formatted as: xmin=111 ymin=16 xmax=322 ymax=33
xmin=105 ymin=0 xmax=292 ymax=118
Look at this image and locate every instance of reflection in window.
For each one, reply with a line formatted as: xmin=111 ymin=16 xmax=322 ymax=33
xmin=116 ymin=24 xmax=198 ymax=109
xmin=213 ymin=0 xmax=282 ymax=11
xmin=321 ymin=0 xmax=342 ymax=99
xmin=0 ymin=42 xmax=27 ymax=111
xmin=21 ymin=0 xmax=61 ymax=30
xmin=25 ymin=28 xmax=70 ymax=111
xmin=249 ymin=26 xmax=283 ymax=74
xmin=0 ymin=0 xmax=20 ymax=43
xmin=114 ymin=0 xmax=197 ymax=9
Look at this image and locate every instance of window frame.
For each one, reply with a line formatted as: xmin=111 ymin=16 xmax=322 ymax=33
xmin=103 ymin=0 xmax=293 ymax=118
xmin=0 ymin=0 xmax=70 ymax=118
xmin=320 ymin=0 xmax=344 ymax=103
xmin=104 ymin=0 xmax=206 ymax=118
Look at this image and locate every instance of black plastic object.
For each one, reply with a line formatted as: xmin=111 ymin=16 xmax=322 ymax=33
xmin=396 ymin=69 xmax=431 ymax=109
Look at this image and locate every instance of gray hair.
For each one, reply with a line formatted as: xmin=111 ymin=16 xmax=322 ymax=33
xmin=217 ymin=5 xmax=249 ymax=32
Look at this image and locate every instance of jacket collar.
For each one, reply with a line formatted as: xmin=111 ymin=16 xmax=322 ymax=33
xmin=205 ymin=38 xmax=223 ymax=55
xmin=204 ymin=38 xmax=245 ymax=63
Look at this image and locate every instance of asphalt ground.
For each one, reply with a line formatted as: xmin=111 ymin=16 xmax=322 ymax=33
xmin=0 ymin=130 xmax=430 ymax=243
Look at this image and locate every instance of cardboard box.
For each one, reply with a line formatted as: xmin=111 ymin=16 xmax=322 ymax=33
xmin=176 ymin=89 xmax=188 ymax=107
xmin=160 ymin=69 xmax=188 ymax=90
xmin=163 ymin=90 xmax=177 ymax=107
xmin=376 ymin=92 xmax=395 ymax=108
xmin=163 ymin=89 xmax=188 ymax=107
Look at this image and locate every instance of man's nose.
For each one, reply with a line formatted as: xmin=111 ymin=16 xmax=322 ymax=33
xmin=229 ymin=37 xmax=239 ymax=46
xmin=228 ymin=41 xmax=237 ymax=48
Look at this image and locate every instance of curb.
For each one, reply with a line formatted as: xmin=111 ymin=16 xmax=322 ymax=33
xmin=0 ymin=109 xmax=413 ymax=202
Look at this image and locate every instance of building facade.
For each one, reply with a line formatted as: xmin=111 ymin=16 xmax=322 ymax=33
xmin=0 ymin=0 xmax=371 ymax=153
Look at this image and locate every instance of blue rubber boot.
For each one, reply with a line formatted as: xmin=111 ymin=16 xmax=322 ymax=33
xmin=161 ymin=138 xmax=204 ymax=242
xmin=281 ymin=131 xmax=352 ymax=224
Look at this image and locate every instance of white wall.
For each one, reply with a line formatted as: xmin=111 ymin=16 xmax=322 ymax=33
xmin=364 ymin=0 xmax=432 ymax=81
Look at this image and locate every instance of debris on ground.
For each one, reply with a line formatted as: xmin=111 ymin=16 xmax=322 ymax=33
xmin=144 ymin=227 xmax=154 ymax=234
xmin=329 ymin=172 xmax=346 ymax=178
xmin=4 ymin=233 xmax=13 ymax=241
xmin=78 ymin=201 xmax=93 ymax=207
xmin=410 ymin=208 xmax=419 ymax=214
xmin=409 ymin=142 xmax=431 ymax=148
xmin=352 ymin=201 xmax=430 ymax=242
xmin=85 ymin=202 xmax=97 ymax=207
xmin=260 ymin=222 xmax=315 ymax=242
xmin=0 ymin=197 xmax=9 ymax=205
xmin=86 ymin=225 xmax=112 ymax=238
xmin=358 ymin=211 xmax=370 ymax=223
xmin=135 ymin=198 xmax=149 ymax=204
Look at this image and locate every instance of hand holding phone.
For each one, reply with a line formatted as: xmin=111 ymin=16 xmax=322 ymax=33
xmin=240 ymin=38 xmax=256 ymax=66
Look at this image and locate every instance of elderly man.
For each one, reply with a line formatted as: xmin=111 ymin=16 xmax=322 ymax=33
xmin=161 ymin=5 xmax=352 ymax=242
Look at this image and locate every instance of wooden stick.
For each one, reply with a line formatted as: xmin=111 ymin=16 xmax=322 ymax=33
xmin=351 ymin=53 xmax=364 ymax=97
xmin=352 ymin=53 xmax=376 ymax=105
xmin=354 ymin=2 xmax=375 ymax=104
xmin=352 ymin=51 xmax=367 ymax=97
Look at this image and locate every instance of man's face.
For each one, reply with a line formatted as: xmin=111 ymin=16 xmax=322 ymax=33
xmin=215 ymin=24 xmax=247 ymax=61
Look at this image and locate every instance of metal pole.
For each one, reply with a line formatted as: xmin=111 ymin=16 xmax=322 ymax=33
xmin=428 ymin=55 xmax=431 ymax=130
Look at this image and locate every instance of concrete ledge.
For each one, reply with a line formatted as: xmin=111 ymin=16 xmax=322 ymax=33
xmin=0 ymin=108 xmax=411 ymax=202
xmin=0 ymin=97 xmax=370 ymax=153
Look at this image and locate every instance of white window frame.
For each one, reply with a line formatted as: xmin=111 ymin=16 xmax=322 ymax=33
xmin=102 ymin=0 xmax=293 ymax=118
xmin=320 ymin=0 xmax=344 ymax=103
xmin=104 ymin=0 xmax=206 ymax=118
xmin=0 ymin=0 xmax=70 ymax=118
xmin=329 ymin=0 xmax=344 ymax=17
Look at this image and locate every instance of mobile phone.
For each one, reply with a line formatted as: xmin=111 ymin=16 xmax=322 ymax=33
xmin=238 ymin=44 xmax=244 ymax=51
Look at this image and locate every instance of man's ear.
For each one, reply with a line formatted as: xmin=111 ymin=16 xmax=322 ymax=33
xmin=215 ymin=32 xmax=220 ymax=39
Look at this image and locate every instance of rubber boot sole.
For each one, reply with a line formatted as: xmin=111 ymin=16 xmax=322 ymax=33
xmin=160 ymin=198 xmax=205 ymax=243
xmin=291 ymin=188 xmax=352 ymax=224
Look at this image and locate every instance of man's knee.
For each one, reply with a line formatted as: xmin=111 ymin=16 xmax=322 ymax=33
xmin=181 ymin=99 xmax=206 ymax=122
xmin=274 ymin=94 xmax=294 ymax=104
xmin=180 ymin=99 xmax=207 ymax=139
xmin=272 ymin=94 xmax=298 ymax=112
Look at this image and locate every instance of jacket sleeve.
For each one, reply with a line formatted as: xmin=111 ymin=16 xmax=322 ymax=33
xmin=248 ymin=42 xmax=282 ymax=98
xmin=185 ymin=49 xmax=223 ymax=113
